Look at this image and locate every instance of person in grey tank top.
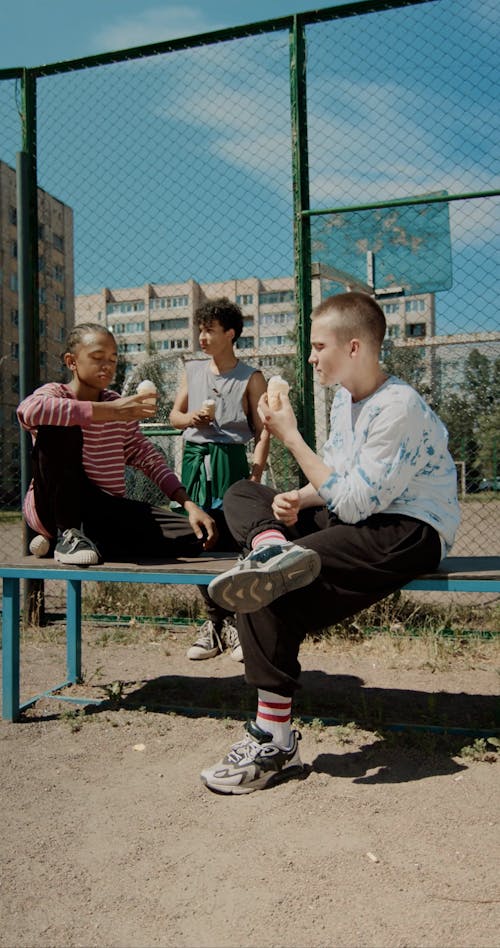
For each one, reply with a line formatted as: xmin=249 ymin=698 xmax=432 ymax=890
xmin=170 ymin=297 xmax=269 ymax=662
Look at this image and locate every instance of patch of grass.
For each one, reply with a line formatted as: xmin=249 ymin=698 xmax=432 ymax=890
xmin=82 ymin=581 xmax=203 ymax=622
xmin=59 ymin=707 xmax=87 ymax=732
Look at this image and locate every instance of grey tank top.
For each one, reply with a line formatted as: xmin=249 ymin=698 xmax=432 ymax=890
xmin=183 ymin=359 xmax=257 ymax=445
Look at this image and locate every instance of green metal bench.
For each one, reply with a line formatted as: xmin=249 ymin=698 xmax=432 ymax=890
xmin=1 ymin=554 xmax=499 ymax=721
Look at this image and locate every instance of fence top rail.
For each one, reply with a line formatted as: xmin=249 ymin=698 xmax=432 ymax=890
xmin=0 ymin=0 xmax=436 ymax=79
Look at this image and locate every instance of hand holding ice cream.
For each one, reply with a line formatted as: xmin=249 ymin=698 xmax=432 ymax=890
xmin=267 ymin=375 xmax=290 ymax=410
xmin=137 ymin=379 xmax=157 ymax=406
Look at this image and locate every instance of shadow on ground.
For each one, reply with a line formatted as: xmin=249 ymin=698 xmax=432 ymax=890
xmin=61 ymin=667 xmax=500 ymax=735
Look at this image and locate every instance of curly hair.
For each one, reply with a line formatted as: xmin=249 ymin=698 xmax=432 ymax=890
xmin=195 ymin=297 xmax=244 ymax=341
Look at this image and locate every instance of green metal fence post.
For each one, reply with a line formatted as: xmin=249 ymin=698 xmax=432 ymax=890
xmin=16 ymin=68 xmax=44 ymax=624
xmin=289 ymin=15 xmax=315 ymax=460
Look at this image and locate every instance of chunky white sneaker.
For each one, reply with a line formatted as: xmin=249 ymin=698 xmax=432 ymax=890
xmin=187 ymin=620 xmax=223 ymax=660
xmin=221 ymin=618 xmax=244 ymax=663
xmin=207 ymin=543 xmax=321 ymax=613
xmin=54 ymin=528 xmax=100 ymax=566
xmin=29 ymin=534 xmax=51 ymax=557
xmin=201 ymin=720 xmax=304 ymax=794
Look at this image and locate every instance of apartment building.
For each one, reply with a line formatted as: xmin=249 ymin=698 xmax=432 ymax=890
xmin=74 ymin=274 xmax=436 ymax=375
xmin=0 ymin=160 xmax=74 ymax=504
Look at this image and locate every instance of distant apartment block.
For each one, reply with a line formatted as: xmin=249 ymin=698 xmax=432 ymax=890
xmin=0 ymin=160 xmax=74 ymax=504
xmin=74 ymin=274 xmax=438 ymax=372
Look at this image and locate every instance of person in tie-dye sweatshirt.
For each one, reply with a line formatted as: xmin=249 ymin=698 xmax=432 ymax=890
xmin=200 ymin=291 xmax=461 ymax=795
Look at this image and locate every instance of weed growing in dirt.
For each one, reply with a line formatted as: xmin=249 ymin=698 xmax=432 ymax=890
xmin=459 ymin=737 xmax=499 ymax=762
xmin=59 ymin=707 xmax=86 ymax=732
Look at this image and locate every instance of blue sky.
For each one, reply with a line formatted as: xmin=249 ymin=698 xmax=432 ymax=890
xmin=0 ymin=1 xmax=346 ymax=67
xmin=0 ymin=1 xmax=498 ymax=336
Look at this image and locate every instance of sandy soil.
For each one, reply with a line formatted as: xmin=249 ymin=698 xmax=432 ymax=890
xmin=1 ymin=622 xmax=499 ymax=948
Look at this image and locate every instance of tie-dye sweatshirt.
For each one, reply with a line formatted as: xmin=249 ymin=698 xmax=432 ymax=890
xmin=318 ymin=377 xmax=460 ymax=556
xmin=17 ymin=382 xmax=182 ymax=537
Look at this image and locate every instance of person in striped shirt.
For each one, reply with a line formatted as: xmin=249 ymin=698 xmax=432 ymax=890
xmin=17 ymin=323 xmax=218 ymax=566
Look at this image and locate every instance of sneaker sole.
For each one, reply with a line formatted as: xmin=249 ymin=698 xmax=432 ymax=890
xmin=200 ymin=763 xmax=306 ymax=795
xmin=54 ymin=550 xmax=100 ymax=566
xmin=208 ymin=549 xmax=321 ymax=613
xmin=187 ymin=646 xmax=222 ymax=660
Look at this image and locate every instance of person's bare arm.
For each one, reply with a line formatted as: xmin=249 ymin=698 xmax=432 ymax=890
xmin=91 ymin=394 xmax=157 ymax=422
xmin=245 ymin=371 xmax=270 ymax=481
xmin=169 ymin=372 xmax=211 ymax=429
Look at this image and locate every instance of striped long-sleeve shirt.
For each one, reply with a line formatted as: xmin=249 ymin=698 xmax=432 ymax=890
xmin=17 ymin=382 xmax=182 ymax=537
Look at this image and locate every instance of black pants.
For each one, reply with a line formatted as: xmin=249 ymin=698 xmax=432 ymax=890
xmin=222 ymin=480 xmax=442 ymax=696
xmin=31 ymin=426 xmax=216 ymax=561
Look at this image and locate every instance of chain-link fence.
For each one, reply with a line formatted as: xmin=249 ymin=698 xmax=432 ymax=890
xmin=0 ymin=0 xmax=498 ymax=600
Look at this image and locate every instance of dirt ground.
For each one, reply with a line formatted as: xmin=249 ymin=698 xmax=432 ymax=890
xmin=1 ymin=619 xmax=499 ymax=948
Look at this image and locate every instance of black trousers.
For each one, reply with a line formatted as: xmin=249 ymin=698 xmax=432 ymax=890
xmin=31 ymin=426 xmax=214 ymax=561
xmin=222 ymin=480 xmax=442 ymax=697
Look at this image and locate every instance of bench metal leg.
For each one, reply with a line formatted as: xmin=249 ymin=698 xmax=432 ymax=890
xmin=2 ymin=577 xmax=21 ymax=722
xmin=66 ymin=579 xmax=82 ymax=683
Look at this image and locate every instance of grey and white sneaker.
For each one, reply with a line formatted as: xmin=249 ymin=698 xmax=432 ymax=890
xmin=29 ymin=534 xmax=51 ymax=557
xmin=54 ymin=528 xmax=100 ymax=566
xmin=221 ymin=618 xmax=244 ymax=663
xmin=187 ymin=620 xmax=223 ymax=660
xmin=201 ymin=720 xmax=304 ymax=794
xmin=207 ymin=543 xmax=321 ymax=613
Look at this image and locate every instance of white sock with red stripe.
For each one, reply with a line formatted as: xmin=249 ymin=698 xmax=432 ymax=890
xmin=251 ymin=529 xmax=287 ymax=550
xmin=256 ymin=689 xmax=292 ymax=748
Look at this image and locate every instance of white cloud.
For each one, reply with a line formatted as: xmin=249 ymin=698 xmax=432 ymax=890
xmin=91 ymin=5 xmax=222 ymax=53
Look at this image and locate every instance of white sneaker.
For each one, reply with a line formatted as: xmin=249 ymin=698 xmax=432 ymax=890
xmin=201 ymin=720 xmax=304 ymax=794
xmin=207 ymin=543 xmax=321 ymax=613
xmin=187 ymin=620 xmax=223 ymax=660
xmin=221 ymin=619 xmax=244 ymax=663
xmin=54 ymin=528 xmax=100 ymax=566
xmin=29 ymin=534 xmax=51 ymax=557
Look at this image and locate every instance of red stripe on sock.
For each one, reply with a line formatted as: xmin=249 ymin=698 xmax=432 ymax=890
xmin=257 ymin=710 xmax=291 ymax=723
xmin=258 ymin=700 xmax=291 ymax=709
xmin=251 ymin=529 xmax=286 ymax=550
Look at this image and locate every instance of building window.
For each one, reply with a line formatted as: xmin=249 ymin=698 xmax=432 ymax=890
xmin=11 ymin=342 xmax=19 ymax=359
xmin=405 ymin=299 xmax=425 ymax=313
xmin=261 ymin=335 xmax=290 ymax=348
xmin=38 ymin=256 xmax=46 ymax=273
xmin=117 ymin=342 xmax=145 ymax=353
xmin=40 ymin=351 xmax=47 ymax=367
xmin=53 ymin=233 xmax=64 ymax=252
xmin=54 ymin=294 xmax=65 ymax=312
xmin=12 ymin=375 xmax=19 ymax=394
xmin=406 ymin=323 xmax=426 ymax=337
xmin=10 ymin=240 xmax=17 ymax=258
xmin=260 ymin=312 xmax=295 ymax=327
xmin=236 ymin=294 xmax=254 ymax=306
xmin=10 ymin=273 xmax=18 ymax=291
xmin=11 ymin=309 xmax=18 ymax=326
xmin=9 ymin=206 xmax=17 ymax=225
xmin=107 ymin=301 xmax=145 ymax=315
xmin=54 ymin=264 xmax=64 ymax=282
xmin=40 ymin=320 xmax=46 ymax=337
xmin=387 ymin=325 xmax=400 ymax=338
xmin=109 ymin=321 xmax=145 ymax=334
xmin=236 ymin=337 xmax=254 ymax=349
xmin=259 ymin=290 xmax=294 ymax=304
xmin=150 ymin=295 xmax=189 ymax=310
xmin=38 ymin=223 xmax=45 ymax=240
xmin=39 ymin=287 xmax=47 ymax=304
xmin=383 ymin=303 xmax=400 ymax=314
xmin=150 ymin=317 xmax=189 ymax=331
